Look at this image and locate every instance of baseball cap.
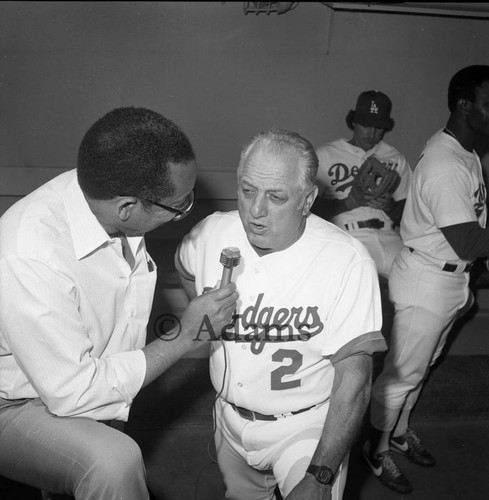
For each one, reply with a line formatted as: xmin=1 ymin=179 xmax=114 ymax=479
xmin=349 ymin=90 xmax=393 ymax=129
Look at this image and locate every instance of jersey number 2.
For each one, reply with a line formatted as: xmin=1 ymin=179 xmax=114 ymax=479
xmin=271 ymin=348 xmax=303 ymax=390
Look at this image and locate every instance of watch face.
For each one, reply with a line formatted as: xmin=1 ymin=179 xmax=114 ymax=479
xmin=308 ymin=464 xmax=335 ymax=485
xmin=318 ymin=467 xmax=334 ymax=484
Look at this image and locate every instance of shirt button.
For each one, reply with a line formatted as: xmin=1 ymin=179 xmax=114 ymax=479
xmin=237 ymin=382 xmax=243 ymax=388
xmin=241 ymin=345 xmax=247 ymax=350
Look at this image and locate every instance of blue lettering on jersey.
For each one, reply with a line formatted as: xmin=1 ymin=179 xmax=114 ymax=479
xmin=474 ymin=182 xmax=487 ymax=218
xmin=219 ymin=293 xmax=325 ymax=354
xmin=328 ymin=159 xmax=398 ymax=195
xmin=328 ymin=163 xmax=358 ymax=193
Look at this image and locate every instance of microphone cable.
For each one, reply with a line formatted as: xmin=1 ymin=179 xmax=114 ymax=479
xmin=195 ymin=248 xmax=240 ymax=499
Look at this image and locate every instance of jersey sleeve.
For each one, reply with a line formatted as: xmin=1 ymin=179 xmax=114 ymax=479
xmin=174 ymin=219 xmax=205 ymax=280
xmin=422 ymin=171 xmax=479 ymax=228
xmin=322 ymin=256 xmax=385 ymax=359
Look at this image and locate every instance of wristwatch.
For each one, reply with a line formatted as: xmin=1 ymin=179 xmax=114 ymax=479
xmin=306 ymin=464 xmax=335 ymax=486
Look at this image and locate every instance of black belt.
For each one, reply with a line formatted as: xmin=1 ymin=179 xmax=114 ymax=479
xmin=442 ymin=262 xmax=473 ymax=273
xmin=408 ymin=248 xmax=472 ymax=273
xmin=344 ymin=219 xmax=385 ymax=230
xmin=230 ymin=402 xmax=316 ymax=421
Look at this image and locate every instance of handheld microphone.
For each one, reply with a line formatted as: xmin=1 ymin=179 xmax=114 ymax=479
xmin=219 ymin=247 xmax=241 ymax=288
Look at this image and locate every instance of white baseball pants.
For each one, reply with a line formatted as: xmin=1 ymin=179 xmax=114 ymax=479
xmin=370 ymin=247 xmax=470 ymax=431
xmin=347 ymin=227 xmax=403 ymax=279
xmin=214 ymin=397 xmax=349 ymax=500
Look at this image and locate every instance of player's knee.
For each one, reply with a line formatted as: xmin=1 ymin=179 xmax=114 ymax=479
xmin=279 ymin=455 xmax=310 ymax=497
xmin=84 ymin=432 xmax=145 ymax=486
xmin=105 ymin=434 xmax=143 ymax=476
xmin=403 ymin=371 xmax=426 ymax=392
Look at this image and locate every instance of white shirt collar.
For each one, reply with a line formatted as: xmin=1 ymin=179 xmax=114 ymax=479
xmin=62 ymin=171 xmax=113 ymax=260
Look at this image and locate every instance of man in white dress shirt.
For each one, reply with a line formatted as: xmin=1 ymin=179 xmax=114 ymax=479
xmin=0 ymin=107 xmax=238 ymax=500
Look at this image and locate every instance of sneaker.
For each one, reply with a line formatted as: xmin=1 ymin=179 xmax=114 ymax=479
xmin=362 ymin=441 xmax=414 ymax=494
xmin=390 ymin=428 xmax=436 ymax=467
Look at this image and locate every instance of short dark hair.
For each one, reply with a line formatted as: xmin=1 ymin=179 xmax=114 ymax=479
xmin=448 ymin=65 xmax=489 ymax=112
xmin=238 ymin=129 xmax=318 ymax=190
xmin=77 ymin=107 xmax=195 ymax=201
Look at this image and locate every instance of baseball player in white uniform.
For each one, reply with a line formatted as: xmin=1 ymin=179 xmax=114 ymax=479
xmin=315 ymin=90 xmax=412 ymax=280
xmin=176 ymin=129 xmax=386 ymax=500
xmin=363 ymin=65 xmax=489 ymax=494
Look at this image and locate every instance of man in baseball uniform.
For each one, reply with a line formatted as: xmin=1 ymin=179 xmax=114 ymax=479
xmin=363 ymin=65 xmax=489 ymax=494
xmin=314 ymin=90 xmax=412 ymax=281
xmin=176 ymin=129 xmax=387 ymax=500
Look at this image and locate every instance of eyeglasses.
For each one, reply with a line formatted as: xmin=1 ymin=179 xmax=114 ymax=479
xmin=143 ymin=188 xmax=195 ymax=221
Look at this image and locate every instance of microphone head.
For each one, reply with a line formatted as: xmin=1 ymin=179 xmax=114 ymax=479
xmin=220 ymin=247 xmax=241 ymax=268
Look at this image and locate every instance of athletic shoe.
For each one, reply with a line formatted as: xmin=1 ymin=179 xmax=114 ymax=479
xmin=390 ymin=428 xmax=436 ymax=466
xmin=362 ymin=441 xmax=414 ymax=494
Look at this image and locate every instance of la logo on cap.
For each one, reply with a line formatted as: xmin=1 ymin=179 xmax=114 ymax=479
xmin=370 ymin=101 xmax=379 ymax=114
xmin=347 ymin=90 xmax=394 ymax=130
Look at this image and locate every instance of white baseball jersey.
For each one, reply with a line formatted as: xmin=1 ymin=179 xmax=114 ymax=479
xmin=315 ymin=138 xmax=412 ymax=228
xmin=176 ymin=211 xmax=385 ymax=415
xmin=401 ymin=129 xmax=487 ymax=264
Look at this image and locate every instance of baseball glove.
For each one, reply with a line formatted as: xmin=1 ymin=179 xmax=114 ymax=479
xmin=349 ymin=156 xmax=401 ymax=207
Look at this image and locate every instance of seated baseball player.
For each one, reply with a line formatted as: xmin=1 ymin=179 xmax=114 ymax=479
xmin=175 ymin=129 xmax=387 ymax=500
xmin=313 ymin=90 xmax=412 ymax=281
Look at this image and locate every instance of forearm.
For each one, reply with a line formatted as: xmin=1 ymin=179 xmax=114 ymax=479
xmin=440 ymin=221 xmax=489 ymax=261
xmin=141 ymin=275 xmax=238 ymax=388
xmin=141 ymin=274 xmax=198 ymax=388
xmin=312 ymin=196 xmax=358 ymax=219
xmin=142 ymin=332 xmax=195 ymax=388
xmin=383 ymin=199 xmax=405 ymax=226
xmin=310 ymin=355 xmax=372 ymax=474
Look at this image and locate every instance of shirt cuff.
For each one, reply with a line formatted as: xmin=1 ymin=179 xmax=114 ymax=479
xmin=108 ymin=349 xmax=146 ymax=421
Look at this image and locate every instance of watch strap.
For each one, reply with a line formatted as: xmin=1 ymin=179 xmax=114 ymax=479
xmin=306 ymin=464 xmax=335 ymax=485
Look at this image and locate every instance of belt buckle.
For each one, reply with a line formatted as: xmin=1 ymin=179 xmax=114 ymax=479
xmin=235 ymin=405 xmax=256 ymax=421
xmin=442 ymin=262 xmax=473 ymax=273
xmin=242 ymin=408 xmax=256 ymax=421
xmin=442 ymin=263 xmax=457 ymax=273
